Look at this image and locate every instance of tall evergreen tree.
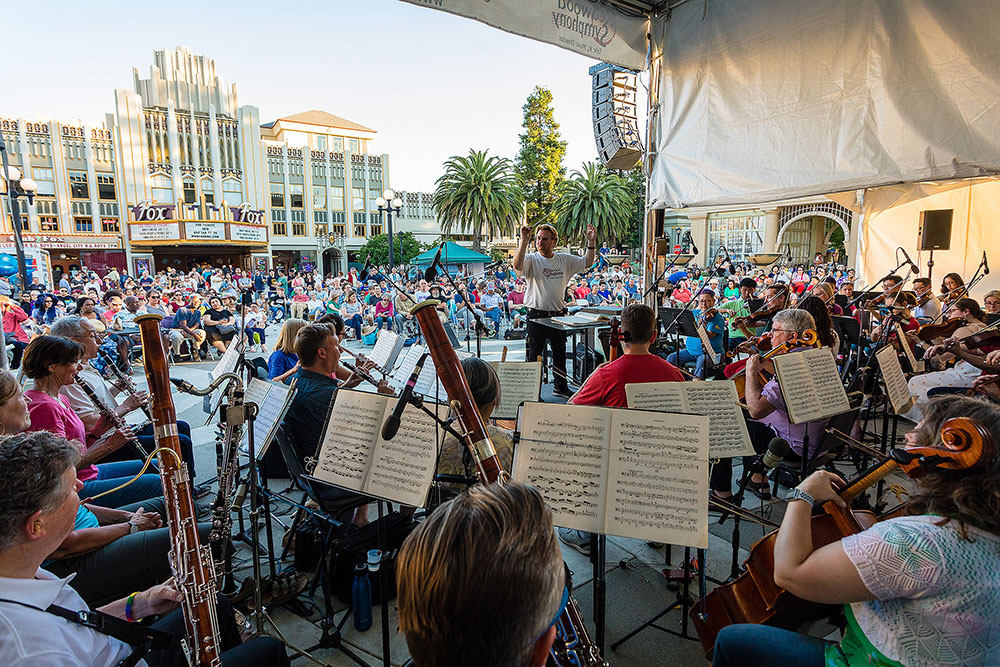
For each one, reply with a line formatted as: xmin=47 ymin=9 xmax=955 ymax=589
xmin=515 ymin=86 xmax=567 ymax=227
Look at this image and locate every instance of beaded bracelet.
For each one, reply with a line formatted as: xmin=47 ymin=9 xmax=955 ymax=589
xmin=125 ymin=591 xmax=141 ymax=623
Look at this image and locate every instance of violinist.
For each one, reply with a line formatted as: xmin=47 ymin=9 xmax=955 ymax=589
xmin=718 ymin=277 xmax=758 ymax=352
xmin=837 ymin=281 xmax=857 ymax=317
xmin=810 ymin=282 xmax=843 ymax=316
xmin=871 ymin=293 xmax=920 ymax=344
xmin=984 ymin=290 xmax=1000 ymax=316
xmin=666 ymin=290 xmax=725 ymax=379
xmin=711 ymin=310 xmax=826 ymax=502
xmin=912 ymin=277 xmax=942 ymax=323
xmin=797 ymin=296 xmax=839 ymax=351
xmin=905 ymin=298 xmax=989 ymax=423
xmin=713 ymin=395 xmax=1000 ymax=667
xmin=940 ymin=271 xmax=966 ymax=301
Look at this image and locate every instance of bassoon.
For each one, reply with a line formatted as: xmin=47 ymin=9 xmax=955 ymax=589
xmin=410 ymin=300 xmax=605 ymax=667
xmin=136 ymin=313 xmax=222 ymax=666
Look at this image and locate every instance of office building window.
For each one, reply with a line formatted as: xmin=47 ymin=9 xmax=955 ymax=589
xmin=31 ymin=168 xmax=55 ymax=196
xmin=101 ymin=218 xmax=120 ymax=233
xmin=68 ymin=171 xmax=89 ymax=200
xmin=290 ymin=184 xmax=304 ymax=208
xmin=371 ymin=224 xmax=382 ymax=236
xmin=39 ymin=216 xmax=59 ymax=232
xmin=332 ymin=223 xmax=346 ymax=236
xmin=182 ymin=177 xmax=196 ymax=204
xmin=270 ymin=183 xmax=284 ymax=208
xmin=97 ymin=174 xmax=116 ymax=201
xmin=352 ymin=187 xmax=365 ymax=212
xmin=316 ymin=135 xmax=327 ymax=151
xmin=222 ymin=179 xmax=242 ymax=206
xmin=312 ymin=186 xmax=326 ymax=209
xmin=151 ymin=174 xmax=173 ymax=204
xmin=707 ymin=211 xmax=765 ymax=263
xmin=74 ymin=217 xmax=93 ymax=233
xmin=272 ymin=221 xmax=286 ymax=236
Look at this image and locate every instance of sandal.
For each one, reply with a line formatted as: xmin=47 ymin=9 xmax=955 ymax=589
xmin=749 ymin=479 xmax=772 ymax=500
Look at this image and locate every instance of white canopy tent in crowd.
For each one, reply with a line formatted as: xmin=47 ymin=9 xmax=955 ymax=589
xmin=402 ymin=0 xmax=1000 ymax=297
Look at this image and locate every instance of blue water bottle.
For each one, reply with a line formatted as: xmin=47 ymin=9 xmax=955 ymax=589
xmin=352 ymin=563 xmax=373 ymax=631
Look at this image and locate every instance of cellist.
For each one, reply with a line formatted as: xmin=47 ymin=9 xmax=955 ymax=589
xmin=713 ymin=395 xmax=1000 ymax=667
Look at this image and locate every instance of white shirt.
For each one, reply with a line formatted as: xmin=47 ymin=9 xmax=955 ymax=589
xmin=0 ymin=568 xmax=142 ymax=666
xmin=516 ymin=252 xmax=587 ymax=312
xmin=60 ymin=367 xmax=119 ymax=435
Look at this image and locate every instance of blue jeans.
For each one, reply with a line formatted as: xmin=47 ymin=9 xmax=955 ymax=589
xmin=713 ymin=624 xmax=828 ymax=666
xmin=81 ymin=460 xmax=162 ymax=509
xmin=482 ymin=308 xmax=502 ymax=328
xmin=375 ymin=316 xmax=393 ymax=330
xmin=667 ymin=348 xmax=710 ymax=379
xmin=345 ymin=313 xmax=363 ymax=340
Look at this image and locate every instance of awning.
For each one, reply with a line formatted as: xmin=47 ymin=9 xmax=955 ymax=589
xmin=411 ymin=241 xmax=491 ymax=265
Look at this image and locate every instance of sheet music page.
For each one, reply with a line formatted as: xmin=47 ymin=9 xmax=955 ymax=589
xmin=513 ymin=402 xmax=611 ymax=535
xmin=413 ymin=349 xmax=472 ymax=398
xmin=210 ymin=338 xmax=243 ymax=381
xmin=895 ymin=323 xmax=924 ymax=373
xmin=489 ymin=362 xmax=542 ymax=420
xmin=242 ymin=378 xmax=293 ymax=458
xmin=369 ymin=330 xmax=403 ymax=372
xmin=390 ymin=344 xmax=425 ymax=391
xmin=238 ymin=378 xmax=271 ymax=454
xmin=696 ymin=323 xmax=719 ymax=365
xmin=876 ymin=346 xmax=915 ymax=415
xmin=313 ymin=389 xmax=387 ymax=492
xmin=626 ymin=381 xmax=754 ymax=457
xmin=773 ymin=348 xmax=850 ymax=424
xmin=606 ymin=409 xmax=709 ymax=548
xmin=365 ymin=401 xmax=444 ymax=507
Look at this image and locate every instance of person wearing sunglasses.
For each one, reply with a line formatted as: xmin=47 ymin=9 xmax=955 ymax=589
xmin=397 ymin=483 xmax=567 ymax=667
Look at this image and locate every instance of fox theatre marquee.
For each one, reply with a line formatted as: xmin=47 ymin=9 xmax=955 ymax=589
xmin=127 ymin=201 xmax=270 ymax=274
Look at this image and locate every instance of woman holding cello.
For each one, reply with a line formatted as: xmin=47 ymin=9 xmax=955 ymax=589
xmin=713 ymin=394 xmax=1000 ymax=666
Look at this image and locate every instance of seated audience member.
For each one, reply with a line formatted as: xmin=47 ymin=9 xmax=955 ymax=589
xmin=0 ymin=431 xmax=289 ymax=666
xmin=0 ymin=295 xmax=29 ymax=369
xmin=202 ymin=295 xmax=236 ymax=355
xmin=168 ymin=294 xmax=207 ymax=360
xmin=397 ymin=483 xmax=566 ymax=667
xmin=268 ymin=318 xmax=307 ymax=385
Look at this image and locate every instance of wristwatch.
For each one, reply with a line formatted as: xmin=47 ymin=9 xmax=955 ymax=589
xmin=787 ymin=487 xmax=816 ymax=508
xmin=128 ymin=519 xmax=139 ymax=534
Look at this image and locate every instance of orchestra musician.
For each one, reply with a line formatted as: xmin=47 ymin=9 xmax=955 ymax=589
xmin=985 ymin=290 xmax=1000 ymax=316
xmin=713 ymin=395 xmax=1000 ymax=667
xmin=397 ymin=482 xmax=565 ymax=667
xmin=513 ymin=222 xmax=597 ymax=398
xmin=0 ymin=431 xmax=290 ymax=667
xmin=912 ymin=277 xmax=942 ymax=323
xmin=666 ymin=290 xmax=725 ymax=379
xmin=940 ymin=272 xmax=965 ymax=300
xmin=717 ymin=277 xmax=758 ymax=352
xmin=560 ymin=303 xmax=685 ymax=552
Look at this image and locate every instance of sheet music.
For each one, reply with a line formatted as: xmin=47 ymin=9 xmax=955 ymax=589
xmin=895 ymin=323 xmax=924 ymax=373
xmin=606 ymin=410 xmax=709 ymax=548
xmin=210 ymin=338 xmax=243 ymax=381
xmin=488 ymin=361 xmax=542 ymax=420
xmin=391 ymin=344 xmax=425 ymax=390
xmin=239 ymin=378 xmax=294 ymax=458
xmin=314 ymin=390 xmax=387 ymax=490
xmin=513 ymin=403 xmax=611 ymax=535
xmin=365 ymin=401 xmax=444 ymax=507
xmin=626 ymin=381 xmax=753 ymax=457
xmin=773 ymin=347 xmax=851 ymax=424
xmin=695 ymin=322 xmax=719 ymax=365
xmin=876 ymin=346 xmax=915 ymax=415
xmin=369 ymin=330 xmax=403 ymax=372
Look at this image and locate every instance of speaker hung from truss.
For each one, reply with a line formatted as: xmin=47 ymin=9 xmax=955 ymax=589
xmin=590 ymin=62 xmax=644 ymax=171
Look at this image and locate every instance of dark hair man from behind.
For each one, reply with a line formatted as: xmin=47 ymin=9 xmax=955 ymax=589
xmin=397 ymin=483 xmax=565 ymax=667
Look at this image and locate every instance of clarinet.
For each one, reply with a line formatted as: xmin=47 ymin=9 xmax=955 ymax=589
xmin=136 ymin=313 xmax=222 ymax=666
xmin=72 ymin=376 xmax=151 ymax=459
xmin=410 ymin=300 xmax=606 ymax=667
xmin=95 ymin=347 xmax=153 ymax=420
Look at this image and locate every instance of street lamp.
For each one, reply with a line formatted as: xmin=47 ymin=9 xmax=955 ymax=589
xmin=375 ymin=188 xmax=403 ymax=270
xmin=0 ymin=136 xmax=38 ymax=292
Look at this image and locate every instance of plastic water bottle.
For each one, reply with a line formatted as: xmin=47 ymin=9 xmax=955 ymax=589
xmin=352 ymin=563 xmax=372 ymax=632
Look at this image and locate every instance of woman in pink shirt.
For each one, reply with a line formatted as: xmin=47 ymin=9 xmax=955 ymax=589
xmin=23 ymin=335 xmax=161 ymax=508
xmin=0 ymin=295 xmax=30 ymax=369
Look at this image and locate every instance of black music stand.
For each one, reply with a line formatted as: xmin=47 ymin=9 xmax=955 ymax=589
xmin=658 ymin=308 xmax=700 ymax=360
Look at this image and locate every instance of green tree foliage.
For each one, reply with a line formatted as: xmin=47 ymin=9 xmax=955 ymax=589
xmin=515 ymin=86 xmax=567 ymax=227
xmin=433 ymin=149 xmax=523 ymax=251
xmin=357 ymin=231 xmax=424 ymax=266
xmin=623 ymin=165 xmax=646 ymax=250
xmin=553 ymin=162 xmax=632 ymax=245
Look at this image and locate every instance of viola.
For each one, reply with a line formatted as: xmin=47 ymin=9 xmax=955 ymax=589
xmin=691 ymin=416 xmax=993 ymax=657
xmin=698 ymin=307 xmax=718 ymax=328
xmin=916 ymin=316 xmax=966 ymax=343
xmin=732 ymin=329 xmax=819 ymax=400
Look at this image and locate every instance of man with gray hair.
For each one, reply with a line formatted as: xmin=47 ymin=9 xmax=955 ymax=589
xmin=0 ymin=431 xmax=290 ymax=666
xmin=397 ymin=483 xmax=567 ymax=667
xmin=710 ymin=308 xmax=829 ymax=501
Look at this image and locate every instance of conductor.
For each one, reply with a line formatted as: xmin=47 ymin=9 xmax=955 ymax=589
xmin=513 ymin=222 xmax=597 ymax=397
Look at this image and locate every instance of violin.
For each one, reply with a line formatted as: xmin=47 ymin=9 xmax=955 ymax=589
xmin=691 ymin=416 xmax=994 ymax=657
xmin=731 ymin=329 xmax=820 ymax=400
xmin=941 ymin=320 xmax=1000 ymax=353
xmin=916 ymin=316 xmax=967 ymax=343
xmin=698 ymin=307 xmax=718 ymax=328
xmin=735 ymin=332 xmax=773 ymax=355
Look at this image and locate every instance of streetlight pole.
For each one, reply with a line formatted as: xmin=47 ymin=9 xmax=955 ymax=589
xmin=375 ymin=189 xmax=402 ymax=271
xmin=0 ymin=133 xmax=37 ymax=293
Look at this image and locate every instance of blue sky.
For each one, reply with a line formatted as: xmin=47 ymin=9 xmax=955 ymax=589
xmin=4 ymin=0 xmax=644 ymax=192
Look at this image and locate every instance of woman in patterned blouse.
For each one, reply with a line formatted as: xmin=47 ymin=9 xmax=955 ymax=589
xmin=713 ymin=394 xmax=1000 ymax=667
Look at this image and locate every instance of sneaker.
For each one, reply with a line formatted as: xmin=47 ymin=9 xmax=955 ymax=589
xmin=552 ymin=386 xmax=573 ymax=399
xmin=192 ymin=484 xmax=213 ymax=500
xmin=558 ymin=527 xmax=592 ymax=555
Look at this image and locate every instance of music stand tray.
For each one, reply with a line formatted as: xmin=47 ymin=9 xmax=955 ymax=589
xmin=658 ymin=308 xmax=700 ymax=338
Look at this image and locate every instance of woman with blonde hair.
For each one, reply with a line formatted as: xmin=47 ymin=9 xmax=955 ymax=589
xmin=268 ymin=317 xmax=307 ymax=385
xmin=0 ymin=368 xmax=31 ymax=434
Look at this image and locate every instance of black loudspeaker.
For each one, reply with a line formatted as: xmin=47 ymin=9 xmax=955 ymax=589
xmin=590 ymin=63 xmax=643 ymax=171
xmin=918 ymin=209 xmax=953 ymax=251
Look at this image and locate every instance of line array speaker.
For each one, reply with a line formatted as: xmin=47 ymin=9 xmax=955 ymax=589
xmin=590 ymin=62 xmax=643 ymax=171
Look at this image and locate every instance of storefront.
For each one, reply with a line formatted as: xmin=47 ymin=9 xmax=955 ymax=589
xmin=1 ymin=234 xmax=124 ymax=281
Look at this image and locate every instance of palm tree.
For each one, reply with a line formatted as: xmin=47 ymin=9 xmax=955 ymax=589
xmin=553 ymin=162 xmax=632 ymax=245
xmin=433 ymin=150 xmax=523 ymax=251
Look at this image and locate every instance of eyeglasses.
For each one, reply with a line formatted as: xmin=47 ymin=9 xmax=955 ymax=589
xmin=770 ymin=327 xmax=794 ymax=334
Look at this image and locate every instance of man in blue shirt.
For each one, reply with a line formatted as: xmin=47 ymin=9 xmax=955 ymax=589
xmin=168 ymin=294 xmax=206 ymax=360
xmin=667 ymin=289 xmax=725 ymax=379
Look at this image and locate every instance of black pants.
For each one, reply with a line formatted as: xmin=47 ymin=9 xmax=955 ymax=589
xmin=527 ymin=318 xmax=569 ymax=392
xmin=147 ymin=594 xmax=290 ymax=667
xmin=8 ymin=339 xmax=26 ymax=369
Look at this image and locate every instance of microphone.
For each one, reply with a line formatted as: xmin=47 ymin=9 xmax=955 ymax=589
xmin=899 ymin=247 xmax=919 ymax=274
xmin=230 ymin=479 xmax=249 ymax=511
xmin=424 ymin=244 xmax=444 ymax=282
xmin=984 ymin=252 xmax=990 ymax=276
xmin=718 ymin=437 xmax=790 ymax=524
xmin=381 ymin=352 xmax=429 ymax=441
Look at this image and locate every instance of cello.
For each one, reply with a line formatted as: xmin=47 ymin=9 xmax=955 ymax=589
xmin=690 ymin=417 xmax=994 ymax=657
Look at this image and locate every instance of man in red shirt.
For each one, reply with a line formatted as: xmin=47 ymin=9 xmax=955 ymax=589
xmin=559 ymin=303 xmax=685 ymax=552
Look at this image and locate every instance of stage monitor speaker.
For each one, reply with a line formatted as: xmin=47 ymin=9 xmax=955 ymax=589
xmin=918 ymin=209 xmax=953 ymax=251
xmin=590 ymin=62 xmax=643 ymax=171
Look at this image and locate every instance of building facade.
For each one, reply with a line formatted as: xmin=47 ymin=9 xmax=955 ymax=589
xmin=0 ymin=46 xmax=441 ymax=281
